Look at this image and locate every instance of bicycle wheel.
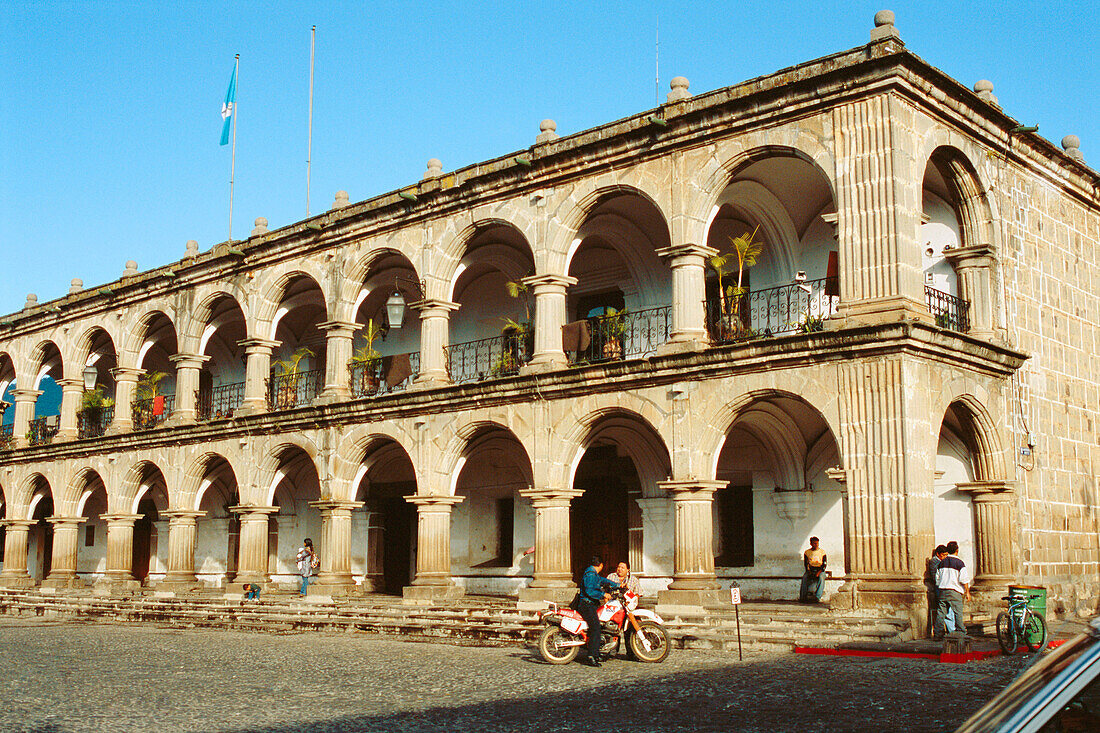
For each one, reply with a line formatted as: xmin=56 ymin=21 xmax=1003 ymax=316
xmin=996 ymin=611 xmax=1016 ymax=655
xmin=1024 ymin=613 xmax=1047 ymax=653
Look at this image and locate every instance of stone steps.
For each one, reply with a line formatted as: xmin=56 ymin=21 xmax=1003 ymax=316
xmin=0 ymin=590 xmax=911 ymax=652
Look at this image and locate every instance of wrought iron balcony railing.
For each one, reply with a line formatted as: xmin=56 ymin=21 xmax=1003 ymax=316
xmin=445 ymin=331 xmax=531 ymax=384
xmin=706 ymin=278 xmax=840 ymax=344
xmin=77 ymin=405 xmax=114 ymax=439
xmin=266 ymin=369 xmax=324 ymax=411
xmin=28 ymin=416 xmax=60 ymax=446
xmin=925 ymin=286 xmax=971 ymax=333
xmin=132 ymin=394 xmax=175 ymax=430
xmin=350 ymin=351 xmax=420 ymax=398
xmin=0 ymin=423 xmax=14 ymax=450
xmin=565 ymin=306 xmax=672 ymax=365
xmin=197 ymin=381 xmax=245 ymax=421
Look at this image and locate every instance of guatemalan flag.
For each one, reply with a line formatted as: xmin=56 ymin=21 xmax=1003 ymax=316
xmin=220 ymin=64 xmax=237 ymax=146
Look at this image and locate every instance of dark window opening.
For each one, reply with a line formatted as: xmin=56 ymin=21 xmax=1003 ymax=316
xmin=85 ymin=525 xmax=95 ymax=547
xmin=715 ymin=485 xmax=754 ymax=567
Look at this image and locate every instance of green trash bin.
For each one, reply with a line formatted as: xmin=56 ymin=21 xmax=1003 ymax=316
xmin=1008 ymin=585 xmax=1046 ymax=644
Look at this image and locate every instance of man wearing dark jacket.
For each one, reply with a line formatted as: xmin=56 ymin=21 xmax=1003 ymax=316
xmin=570 ymin=555 xmax=620 ymax=667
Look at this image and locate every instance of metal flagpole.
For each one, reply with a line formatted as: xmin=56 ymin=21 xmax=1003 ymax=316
xmin=655 ymin=15 xmax=659 ymax=106
xmin=307 ymin=25 xmax=315 ymax=217
xmin=229 ymin=54 xmax=240 ymax=243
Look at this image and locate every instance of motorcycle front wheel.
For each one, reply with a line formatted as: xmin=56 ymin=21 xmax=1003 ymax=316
xmin=627 ymin=621 xmax=671 ymax=663
xmin=538 ymin=625 xmax=580 ymax=664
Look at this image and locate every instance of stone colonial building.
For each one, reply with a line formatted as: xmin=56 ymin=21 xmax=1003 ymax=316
xmin=0 ymin=13 xmax=1097 ymax=627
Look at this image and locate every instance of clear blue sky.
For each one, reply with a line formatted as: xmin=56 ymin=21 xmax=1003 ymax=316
xmin=1 ymin=1 xmax=1096 ymax=316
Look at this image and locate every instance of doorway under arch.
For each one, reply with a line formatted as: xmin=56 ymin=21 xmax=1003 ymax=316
xmin=354 ymin=439 xmax=417 ymax=595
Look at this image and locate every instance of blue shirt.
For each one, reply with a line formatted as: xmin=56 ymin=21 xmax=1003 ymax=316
xmin=580 ymin=565 xmax=618 ymax=603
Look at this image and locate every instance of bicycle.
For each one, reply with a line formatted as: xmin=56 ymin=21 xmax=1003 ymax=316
xmin=996 ymin=593 xmax=1047 ymax=655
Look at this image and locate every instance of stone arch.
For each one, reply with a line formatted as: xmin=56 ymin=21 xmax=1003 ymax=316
xmin=179 ymin=451 xmax=241 ymax=512
xmin=0 ymin=349 xmax=17 ymax=396
xmin=254 ymin=435 xmax=322 ymax=505
xmin=61 ymin=464 xmax=110 ymax=513
xmin=117 ymin=459 xmax=172 ymax=515
xmin=437 ymin=420 xmax=534 ymax=496
xmin=689 ymin=140 xmax=838 ymax=249
xmin=547 ymin=183 xmax=671 ymax=274
xmin=252 ymin=268 xmax=331 ymax=337
xmin=19 ymin=472 xmax=54 ymax=520
xmin=561 ymin=408 xmax=672 ymax=497
xmin=69 ymin=324 xmax=121 ymax=377
xmin=439 ymin=219 xmax=536 ymax=303
xmin=178 ymin=286 xmax=252 ymax=351
xmin=937 ymin=394 xmax=1006 ymax=482
xmin=435 ymin=213 xmax=537 ymax=294
xmin=122 ymin=309 xmax=179 ymax=367
xmin=332 ymin=424 xmax=419 ymax=500
xmin=338 ymin=247 xmax=423 ymax=323
xmin=25 ymin=339 xmax=64 ymax=389
xmin=699 ymin=388 xmax=843 ymax=480
xmin=921 ymin=145 xmax=995 ymax=251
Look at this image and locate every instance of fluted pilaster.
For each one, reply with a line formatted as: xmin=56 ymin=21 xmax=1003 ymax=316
xmin=656 ymin=480 xmax=726 ymax=612
xmin=957 ymin=481 xmax=1017 ymax=587
xmin=0 ymin=520 xmax=36 ymax=586
xmin=945 ymin=243 xmax=996 ymax=339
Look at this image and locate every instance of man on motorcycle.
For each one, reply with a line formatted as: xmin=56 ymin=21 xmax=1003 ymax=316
xmin=571 ymin=555 xmax=620 ymax=667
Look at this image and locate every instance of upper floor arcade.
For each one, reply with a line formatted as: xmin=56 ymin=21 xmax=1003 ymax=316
xmin=0 ymin=22 xmax=1091 ymax=454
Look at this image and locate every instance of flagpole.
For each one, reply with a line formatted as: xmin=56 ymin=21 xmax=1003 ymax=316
xmin=307 ymin=25 xmax=315 ymax=217
xmin=229 ymin=54 xmax=239 ymax=243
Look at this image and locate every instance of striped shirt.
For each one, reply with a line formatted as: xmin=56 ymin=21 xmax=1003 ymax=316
xmin=935 ymin=555 xmax=971 ymax=594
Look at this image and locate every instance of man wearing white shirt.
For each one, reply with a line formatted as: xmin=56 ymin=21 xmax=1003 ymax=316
xmin=933 ymin=540 xmax=971 ymax=640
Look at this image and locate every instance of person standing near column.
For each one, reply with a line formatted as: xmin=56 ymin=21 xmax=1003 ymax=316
xmin=799 ymin=536 xmax=827 ymax=603
xmin=296 ymin=538 xmax=318 ymax=597
xmin=933 ymin=540 xmax=971 ymax=640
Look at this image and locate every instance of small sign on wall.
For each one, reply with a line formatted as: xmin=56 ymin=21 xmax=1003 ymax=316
xmin=730 ymin=586 xmax=742 ymax=605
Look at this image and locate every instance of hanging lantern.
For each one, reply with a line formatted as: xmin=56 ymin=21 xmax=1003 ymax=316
xmin=385 ymin=290 xmax=406 ymax=330
xmin=82 ymin=364 xmax=98 ymax=391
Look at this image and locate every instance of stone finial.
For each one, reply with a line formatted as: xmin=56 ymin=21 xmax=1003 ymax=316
xmin=123 ymin=260 xmax=139 ymax=277
xmin=69 ymin=278 xmax=83 ymax=295
xmin=332 ymin=190 xmax=350 ymax=209
xmin=423 ymin=159 xmax=443 ymax=180
xmin=667 ymin=76 xmax=691 ymax=103
xmin=251 ymin=217 xmax=269 ymax=236
xmin=23 ymin=293 xmax=38 ymax=310
xmin=536 ymin=119 xmax=559 ymax=144
xmin=185 ymin=240 xmax=200 ymax=257
xmin=1062 ymin=135 xmax=1084 ymax=162
xmin=870 ymin=9 xmax=900 ymax=41
xmin=974 ymin=80 xmax=999 ymax=106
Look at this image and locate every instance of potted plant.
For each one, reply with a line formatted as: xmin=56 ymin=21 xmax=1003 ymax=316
xmin=708 ymin=226 xmax=761 ymax=340
xmin=597 ymin=307 xmax=627 ymax=360
xmin=132 ymin=370 xmax=168 ymax=427
xmin=503 ymin=277 xmax=535 ymax=364
xmin=349 ymin=319 xmax=384 ymax=396
xmin=270 ymin=346 xmax=314 ymax=408
xmin=79 ymin=386 xmax=114 ymax=436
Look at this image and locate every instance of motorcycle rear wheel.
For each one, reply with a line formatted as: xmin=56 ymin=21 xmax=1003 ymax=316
xmin=538 ymin=625 xmax=580 ymax=665
xmin=627 ymin=621 xmax=671 ymax=663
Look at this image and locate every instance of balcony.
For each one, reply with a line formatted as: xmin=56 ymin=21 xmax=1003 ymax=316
xmin=267 ymin=369 xmax=324 ymax=411
xmin=706 ymin=278 xmax=840 ymax=344
xmin=132 ymin=395 xmax=175 ymax=430
xmin=28 ymin=416 xmax=60 ymax=446
xmin=925 ymin=286 xmax=971 ymax=333
xmin=197 ymin=382 xmax=245 ymax=421
xmin=0 ymin=423 xmax=13 ymax=451
xmin=445 ymin=332 xmax=531 ymax=384
xmin=77 ymin=405 xmax=114 ymax=439
xmin=566 ymin=306 xmax=672 ymax=366
xmin=350 ymin=352 xmax=419 ymax=398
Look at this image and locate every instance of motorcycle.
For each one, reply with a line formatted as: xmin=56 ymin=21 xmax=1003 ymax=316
xmin=537 ymin=587 xmax=671 ymax=664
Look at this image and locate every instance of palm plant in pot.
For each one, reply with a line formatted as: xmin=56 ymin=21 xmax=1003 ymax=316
xmin=270 ymin=346 xmax=314 ymax=409
xmin=132 ymin=370 xmax=169 ymax=428
xmin=708 ymin=226 xmax=761 ymax=340
xmin=349 ymin=319 xmax=384 ymax=396
xmin=80 ymin=386 xmax=114 ymax=435
xmin=502 ymin=277 xmax=535 ymax=364
xmin=597 ymin=307 xmax=627 ymax=361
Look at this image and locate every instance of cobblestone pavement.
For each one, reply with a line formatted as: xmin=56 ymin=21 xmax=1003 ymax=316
xmin=1 ymin=617 xmax=1029 ymax=732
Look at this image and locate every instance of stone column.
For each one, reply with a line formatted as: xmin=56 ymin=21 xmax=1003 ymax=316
xmin=235 ymin=339 xmax=280 ymax=416
xmin=656 ymin=480 xmax=727 ymax=612
xmin=98 ymin=513 xmax=143 ymax=588
xmin=403 ymin=495 xmax=464 ymax=602
xmin=167 ymin=353 xmax=210 ymax=425
xmin=42 ymin=517 xmax=86 ymax=588
xmin=656 ymin=243 xmax=717 ymax=352
xmin=231 ymin=506 xmax=278 ymax=584
xmin=10 ymin=388 xmax=41 ymax=448
xmin=957 ymin=481 xmax=1017 ymax=593
xmin=107 ymin=367 xmax=142 ymax=434
xmin=517 ymin=488 xmax=582 ymax=607
xmin=314 ymin=321 xmax=360 ymax=404
xmin=832 ymin=96 xmax=931 ymax=327
xmin=521 ymin=274 xmax=576 ymax=372
xmin=159 ymin=510 xmax=206 ymax=590
xmin=945 ymin=244 xmax=996 ymax=340
xmin=0 ymin=519 xmax=36 ymax=588
xmin=56 ymin=378 xmax=84 ymax=440
xmin=310 ymin=500 xmax=365 ymax=594
xmin=412 ymin=299 xmax=459 ymax=386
